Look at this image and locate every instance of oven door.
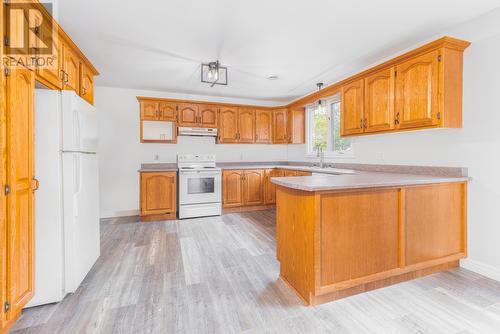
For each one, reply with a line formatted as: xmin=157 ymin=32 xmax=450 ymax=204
xmin=179 ymin=170 xmax=221 ymax=205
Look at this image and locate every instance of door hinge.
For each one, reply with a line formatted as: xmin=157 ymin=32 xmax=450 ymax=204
xmin=4 ymin=301 xmax=10 ymax=313
xmin=4 ymin=67 xmax=10 ymax=77
xmin=438 ymin=55 xmax=442 ymax=62
xmin=437 ymin=112 xmax=441 ymax=120
xmin=4 ymin=184 xmax=10 ymax=195
xmin=394 ymin=70 xmax=397 ymax=77
xmin=4 ymin=35 xmax=10 ymax=47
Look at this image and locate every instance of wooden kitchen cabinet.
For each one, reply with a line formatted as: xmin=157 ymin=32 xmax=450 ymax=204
xmin=287 ymin=108 xmax=306 ymax=144
xmin=222 ymin=170 xmax=244 ymax=207
xmin=341 ymin=79 xmax=364 ymax=136
xmin=395 ymin=51 xmax=440 ymax=130
xmin=198 ymin=105 xmax=218 ymax=127
xmin=238 ymin=108 xmax=255 ymax=143
xmin=273 ymin=108 xmax=288 ymax=144
xmin=61 ymin=40 xmax=80 ymax=93
xmin=255 ymin=110 xmax=272 ymax=144
xmin=158 ymin=102 xmax=178 ymax=121
xmin=264 ymin=169 xmax=284 ymax=204
xmin=35 ymin=13 xmax=63 ymax=90
xmin=79 ymin=62 xmax=94 ymax=105
xmin=178 ymin=103 xmax=199 ymax=127
xmin=243 ymin=170 xmax=264 ymax=205
xmin=219 ymin=107 xmax=239 ymax=143
xmin=140 ymin=172 xmax=177 ymax=221
xmin=364 ymin=67 xmax=395 ymax=133
xmin=140 ymin=100 xmax=159 ymax=120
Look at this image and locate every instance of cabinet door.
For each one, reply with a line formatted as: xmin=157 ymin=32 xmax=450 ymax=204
xmin=61 ymin=42 xmax=80 ymax=93
xmin=6 ymin=68 xmax=35 ymax=318
xmin=341 ymin=79 xmax=364 ymax=136
xmin=79 ymin=63 xmax=94 ymax=105
xmin=140 ymin=172 xmax=176 ymax=215
xmin=35 ymin=14 xmax=63 ymax=90
xmin=238 ymin=108 xmax=255 ymax=143
xmin=222 ymin=170 xmax=243 ymax=207
xmin=243 ymin=170 xmax=264 ymax=205
xmin=364 ymin=68 xmax=395 ymax=133
xmin=158 ymin=102 xmax=177 ymax=121
xmin=219 ymin=107 xmax=238 ymax=143
xmin=395 ymin=51 xmax=439 ymax=129
xmin=178 ymin=103 xmax=199 ymax=127
xmin=288 ymin=108 xmax=305 ymax=144
xmin=264 ymin=169 xmax=284 ymax=204
xmin=198 ymin=105 xmax=218 ymax=128
xmin=273 ymin=109 xmax=288 ymax=144
xmin=141 ymin=101 xmax=159 ymax=120
xmin=255 ymin=110 xmax=272 ymax=143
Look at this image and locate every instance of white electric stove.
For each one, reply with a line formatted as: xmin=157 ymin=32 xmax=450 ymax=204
xmin=177 ymin=154 xmax=222 ymax=219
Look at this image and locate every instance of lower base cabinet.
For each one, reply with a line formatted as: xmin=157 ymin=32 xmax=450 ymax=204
xmin=223 ymin=168 xmax=311 ymax=209
xmin=140 ymin=172 xmax=177 ymax=221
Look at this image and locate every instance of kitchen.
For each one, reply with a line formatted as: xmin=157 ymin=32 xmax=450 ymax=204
xmin=3 ymin=0 xmax=500 ymax=333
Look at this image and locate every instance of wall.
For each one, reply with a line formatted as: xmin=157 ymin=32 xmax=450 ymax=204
xmin=288 ymin=8 xmax=500 ymax=281
xmin=95 ymin=87 xmax=290 ymax=218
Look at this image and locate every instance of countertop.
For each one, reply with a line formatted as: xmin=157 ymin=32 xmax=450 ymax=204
xmin=271 ymin=172 xmax=470 ymax=192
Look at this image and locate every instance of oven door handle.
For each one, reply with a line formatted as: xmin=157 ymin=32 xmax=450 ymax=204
xmin=180 ymin=170 xmax=221 ymax=175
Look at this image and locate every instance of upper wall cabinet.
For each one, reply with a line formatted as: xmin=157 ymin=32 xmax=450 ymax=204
xmin=178 ymin=103 xmax=217 ymax=128
xmin=138 ymin=99 xmax=177 ymax=143
xmin=255 ymin=110 xmax=272 ymax=144
xmin=199 ymin=105 xmax=218 ymax=127
xmin=273 ymin=109 xmax=288 ymax=144
xmin=61 ymin=40 xmax=80 ymax=93
xmin=238 ymin=108 xmax=255 ymax=143
xmin=364 ymin=68 xmax=395 ymax=133
xmin=341 ymin=79 xmax=364 ymax=136
xmin=219 ymin=107 xmax=239 ymax=143
xmin=178 ymin=103 xmax=199 ymax=126
xmin=80 ymin=62 xmax=95 ymax=105
xmin=395 ymin=51 xmax=439 ymax=130
xmin=335 ymin=37 xmax=469 ymax=136
xmin=287 ymin=108 xmax=306 ymax=144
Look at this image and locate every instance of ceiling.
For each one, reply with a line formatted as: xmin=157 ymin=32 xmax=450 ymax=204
xmin=56 ymin=0 xmax=500 ymax=103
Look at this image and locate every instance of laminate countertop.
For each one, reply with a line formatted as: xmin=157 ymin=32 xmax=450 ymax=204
xmin=271 ymin=172 xmax=470 ymax=192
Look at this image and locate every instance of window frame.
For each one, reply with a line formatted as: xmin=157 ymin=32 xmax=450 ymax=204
xmin=305 ymin=95 xmax=354 ymax=159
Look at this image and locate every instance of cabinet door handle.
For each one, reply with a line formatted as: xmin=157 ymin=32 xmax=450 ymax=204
xmin=255 ymin=133 xmax=259 ymax=140
xmin=82 ymin=87 xmax=87 ymax=96
xmin=360 ymin=119 xmax=363 ymax=129
xmin=363 ymin=118 xmax=367 ymax=129
xmin=32 ymin=178 xmax=40 ymax=191
xmin=395 ymin=112 xmax=400 ymax=126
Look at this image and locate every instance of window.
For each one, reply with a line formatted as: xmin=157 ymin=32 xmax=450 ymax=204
xmin=306 ymin=95 xmax=352 ymax=157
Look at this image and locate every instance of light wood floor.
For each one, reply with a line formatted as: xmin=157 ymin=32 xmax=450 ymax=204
xmin=9 ymin=210 xmax=500 ymax=334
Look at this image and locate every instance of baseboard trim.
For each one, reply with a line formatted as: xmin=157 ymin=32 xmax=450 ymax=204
xmin=461 ymin=259 xmax=500 ymax=282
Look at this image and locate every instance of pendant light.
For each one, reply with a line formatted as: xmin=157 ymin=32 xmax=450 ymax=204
xmin=316 ymin=82 xmax=325 ymax=113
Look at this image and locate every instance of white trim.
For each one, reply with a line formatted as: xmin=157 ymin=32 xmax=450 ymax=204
xmin=461 ymin=259 xmax=500 ymax=282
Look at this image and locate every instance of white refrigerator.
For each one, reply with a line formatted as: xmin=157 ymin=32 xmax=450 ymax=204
xmin=28 ymin=90 xmax=101 ymax=307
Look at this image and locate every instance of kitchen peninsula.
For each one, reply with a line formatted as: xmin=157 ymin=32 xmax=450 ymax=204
xmin=272 ymin=172 xmax=469 ymax=305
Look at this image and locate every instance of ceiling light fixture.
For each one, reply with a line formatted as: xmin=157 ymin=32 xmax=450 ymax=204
xmin=316 ymin=82 xmax=325 ymax=113
xmin=267 ymin=75 xmax=279 ymax=80
xmin=201 ymin=60 xmax=228 ymax=87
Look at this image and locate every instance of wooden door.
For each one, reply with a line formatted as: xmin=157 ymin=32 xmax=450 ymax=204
xmin=264 ymin=169 xmax=284 ymax=204
xmin=243 ymin=170 xmax=264 ymax=205
xmin=140 ymin=172 xmax=176 ymax=216
xmin=273 ymin=109 xmax=288 ymax=144
xmin=395 ymin=51 xmax=440 ymax=129
xmin=341 ymin=79 xmax=364 ymax=136
xmin=238 ymin=108 xmax=255 ymax=143
xmin=5 ymin=68 xmax=35 ymax=319
xmin=61 ymin=42 xmax=80 ymax=93
xmin=198 ymin=105 xmax=218 ymax=128
xmin=34 ymin=13 xmax=63 ymax=90
xmin=79 ymin=63 xmax=94 ymax=105
xmin=255 ymin=110 xmax=272 ymax=143
xmin=222 ymin=170 xmax=243 ymax=207
xmin=178 ymin=103 xmax=199 ymax=127
xmin=364 ymin=68 xmax=395 ymax=133
xmin=158 ymin=102 xmax=177 ymax=121
xmin=218 ymin=107 xmax=238 ymax=143
xmin=140 ymin=100 xmax=159 ymax=120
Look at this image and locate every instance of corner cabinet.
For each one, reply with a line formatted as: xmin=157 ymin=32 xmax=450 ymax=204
xmin=339 ymin=37 xmax=470 ymax=137
xmin=140 ymin=172 xmax=177 ymax=221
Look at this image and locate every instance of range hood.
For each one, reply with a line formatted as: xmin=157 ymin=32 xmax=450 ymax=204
xmin=178 ymin=127 xmax=218 ymax=137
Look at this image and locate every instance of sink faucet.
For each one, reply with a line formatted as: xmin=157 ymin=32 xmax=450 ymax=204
xmin=316 ymin=146 xmax=325 ymax=168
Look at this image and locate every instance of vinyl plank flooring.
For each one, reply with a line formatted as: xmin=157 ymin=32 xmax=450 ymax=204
xmin=10 ymin=210 xmax=500 ymax=334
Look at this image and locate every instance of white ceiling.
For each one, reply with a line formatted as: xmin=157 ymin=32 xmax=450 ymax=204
xmin=56 ymin=0 xmax=500 ymax=103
